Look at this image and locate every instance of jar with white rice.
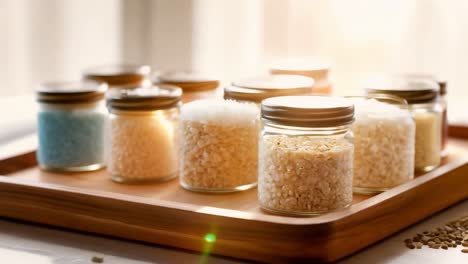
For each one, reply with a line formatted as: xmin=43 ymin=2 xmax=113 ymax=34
xmin=258 ymin=96 xmax=354 ymax=215
xmin=366 ymin=76 xmax=442 ymax=172
xmin=349 ymin=96 xmax=415 ymax=194
xmin=179 ymin=99 xmax=259 ymax=192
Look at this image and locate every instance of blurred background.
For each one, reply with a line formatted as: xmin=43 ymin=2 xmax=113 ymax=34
xmin=1 ymin=0 xmax=467 ymax=122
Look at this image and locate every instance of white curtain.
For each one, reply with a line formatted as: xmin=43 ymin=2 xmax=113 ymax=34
xmin=0 ymin=0 xmax=123 ymax=96
xmin=1 ymin=0 xmax=467 ymax=123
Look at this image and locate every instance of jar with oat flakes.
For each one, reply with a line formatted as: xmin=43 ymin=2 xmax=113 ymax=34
xmin=179 ymin=99 xmax=260 ymax=193
xmin=258 ymin=96 xmax=354 ymax=216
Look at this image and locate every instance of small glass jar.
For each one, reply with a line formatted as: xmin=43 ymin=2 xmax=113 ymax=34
xmin=367 ymin=76 xmax=442 ymax=172
xmin=259 ymin=96 xmax=354 ymax=216
xmin=270 ymin=60 xmax=332 ymax=94
xmin=179 ymin=99 xmax=260 ymax=193
xmin=347 ymin=95 xmax=415 ymax=194
xmin=106 ymin=84 xmax=182 ymax=183
xmin=155 ymin=72 xmax=220 ymax=103
xmin=36 ymin=81 xmax=108 ymax=172
xmin=438 ymin=81 xmax=448 ymax=157
xmin=84 ymin=64 xmax=151 ymax=88
xmin=224 ymin=74 xmax=314 ymax=104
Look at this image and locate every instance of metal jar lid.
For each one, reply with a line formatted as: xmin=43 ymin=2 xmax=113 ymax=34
xmin=365 ymin=75 xmax=440 ymax=104
xmin=225 ymin=74 xmax=314 ymax=103
xmin=270 ymin=61 xmax=330 ymax=81
xmin=156 ymin=72 xmax=219 ymax=92
xmin=83 ymin=64 xmax=151 ymax=86
xmin=36 ymin=81 xmax=107 ymax=104
xmin=106 ymin=84 xmax=182 ymax=111
xmin=261 ymin=96 xmax=354 ymax=127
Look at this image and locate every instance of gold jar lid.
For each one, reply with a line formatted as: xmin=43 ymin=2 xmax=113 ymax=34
xmin=345 ymin=93 xmax=409 ymax=107
xmin=270 ymin=60 xmax=330 ymax=81
xmin=83 ymin=64 xmax=151 ymax=86
xmin=365 ymin=75 xmax=439 ymax=104
xmin=225 ymin=74 xmax=314 ymax=103
xmin=399 ymin=73 xmax=447 ymax=96
xmin=106 ymin=84 xmax=182 ymax=111
xmin=156 ymin=72 xmax=219 ymax=92
xmin=261 ymin=96 xmax=354 ymax=127
xmin=36 ymin=81 xmax=107 ymax=104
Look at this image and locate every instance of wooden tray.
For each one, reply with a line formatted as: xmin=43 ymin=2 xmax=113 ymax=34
xmin=0 ymin=136 xmax=467 ymax=263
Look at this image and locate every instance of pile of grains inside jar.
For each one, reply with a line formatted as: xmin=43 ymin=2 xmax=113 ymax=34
xmin=258 ymin=96 xmax=354 ymax=215
xmin=36 ymin=81 xmax=108 ymax=172
xmin=351 ymin=97 xmax=415 ymax=193
xmin=107 ymin=85 xmax=182 ymax=183
xmin=404 ymin=215 xmax=468 ymax=253
xmin=179 ymin=99 xmax=260 ymax=192
xmin=413 ymin=111 xmax=441 ymax=170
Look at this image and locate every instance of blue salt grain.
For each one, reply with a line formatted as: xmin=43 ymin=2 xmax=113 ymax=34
xmin=37 ymin=110 xmax=106 ymax=169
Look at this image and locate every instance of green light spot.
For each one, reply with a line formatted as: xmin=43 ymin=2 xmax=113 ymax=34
xmin=204 ymin=233 xmax=216 ymax=243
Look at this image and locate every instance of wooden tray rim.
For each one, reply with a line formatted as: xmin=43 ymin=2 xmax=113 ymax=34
xmin=2 ymin=150 xmax=467 ymax=226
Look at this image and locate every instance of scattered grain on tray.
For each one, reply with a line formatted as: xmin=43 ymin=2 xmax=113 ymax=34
xmin=179 ymin=99 xmax=260 ymax=190
xmin=404 ymin=214 xmax=468 ymax=253
xmin=258 ymin=135 xmax=353 ymax=213
xmin=91 ymin=256 xmax=104 ymax=263
xmin=352 ymin=99 xmax=415 ymax=190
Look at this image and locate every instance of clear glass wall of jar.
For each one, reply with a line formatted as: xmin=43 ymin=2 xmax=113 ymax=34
xmin=179 ymin=100 xmax=260 ymax=193
xmin=366 ymin=76 xmax=442 ymax=173
xmin=36 ymin=81 xmax=108 ymax=172
xmin=155 ymin=72 xmax=220 ymax=103
xmin=83 ymin=64 xmax=151 ymax=88
xmin=258 ymin=96 xmax=354 ymax=216
xmin=346 ymin=95 xmax=415 ymax=194
xmin=438 ymin=81 xmax=448 ymax=157
xmin=106 ymin=84 xmax=182 ymax=183
xmin=224 ymin=74 xmax=314 ymax=104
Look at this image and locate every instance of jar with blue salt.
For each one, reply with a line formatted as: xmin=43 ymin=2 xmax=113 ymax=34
xmin=36 ymin=81 xmax=108 ymax=172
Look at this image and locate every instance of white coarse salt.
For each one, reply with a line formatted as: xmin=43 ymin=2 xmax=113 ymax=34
xmin=352 ymin=99 xmax=415 ymax=191
xmin=258 ymin=135 xmax=354 ymax=214
xmin=180 ymin=99 xmax=260 ymax=192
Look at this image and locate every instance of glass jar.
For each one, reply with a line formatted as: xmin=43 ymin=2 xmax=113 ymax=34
xmin=438 ymin=81 xmax=448 ymax=157
xmin=36 ymin=81 xmax=108 ymax=172
xmin=367 ymin=76 xmax=442 ymax=172
xmin=347 ymin=95 xmax=415 ymax=194
xmin=270 ymin=60 xmax=332 ymax=94
xmin=84 ymin=64 xmax=151 ymax=88
xmin=179 ymin=99 xmax=260 ymax=193
xmin=106 ymin=84 xmax=182 ymax=183
xmin=155 ymin=72 xmax=220 ymax=103
xmin=259 ymin=96 xmax=354 ymax=216
xmin=224 ymin=74 xmax=314 ymax=104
